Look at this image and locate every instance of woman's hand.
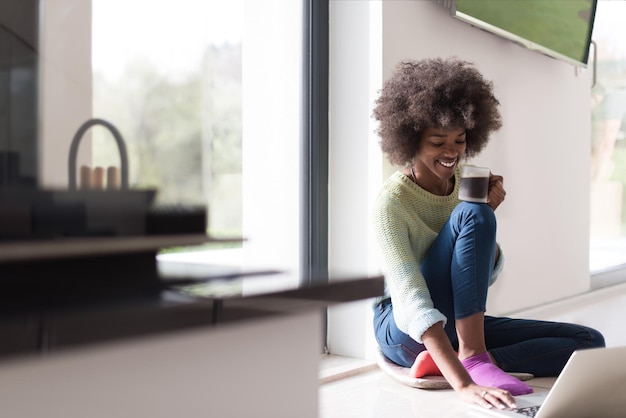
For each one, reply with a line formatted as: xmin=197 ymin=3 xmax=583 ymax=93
xmin=459 ymin=384 xmax=518 ymax=411
xmin=422 ymin=323 xmax=518 ymax=410
xmin=487 ymin=174 xmax=506 ymax=211
xmin=422 ymin=324 xmax=517 ymax=410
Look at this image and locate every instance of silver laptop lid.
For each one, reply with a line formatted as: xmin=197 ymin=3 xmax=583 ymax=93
xmin=470 ymin=346 xmax=626 ymax=418
xmin=535 ymin=345 xmax=626 ymax=418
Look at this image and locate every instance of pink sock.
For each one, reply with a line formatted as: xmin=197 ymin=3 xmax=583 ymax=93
xmin=461 ymin=352 xmax=533 ymax=396
xmin=410 ymin=350 xmax=442 ymax=378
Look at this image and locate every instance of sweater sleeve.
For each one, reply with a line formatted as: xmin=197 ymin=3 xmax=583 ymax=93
xmin=373 ymin=194 xmax=447 ymax=344
xmin=489 ymin=243 xmax=504 ymax=286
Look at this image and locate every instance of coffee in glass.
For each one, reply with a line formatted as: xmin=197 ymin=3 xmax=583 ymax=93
xmin=458 ymin=165 xmax=490 ymax=203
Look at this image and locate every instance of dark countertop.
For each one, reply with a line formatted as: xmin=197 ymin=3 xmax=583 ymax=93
xmin=0 ymin=267 xmax=384 ymax=362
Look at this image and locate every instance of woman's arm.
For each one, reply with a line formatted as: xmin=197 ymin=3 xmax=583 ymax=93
xmin=373 ymin=191 xmax=447 ymax=342
xmin=421 ymin=322 xmax=517 ymax=410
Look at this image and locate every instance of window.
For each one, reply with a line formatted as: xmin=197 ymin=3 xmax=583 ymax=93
xmin=82 ymin=0 xmax=324 ymax=290
xmin=589 ymin=1 xmax=626 ymax=278
xmin=92 ymin=0 xmax=246 ymax=232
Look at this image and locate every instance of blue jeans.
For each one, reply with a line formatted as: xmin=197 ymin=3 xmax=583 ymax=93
xmin=373 ymin=202 xmax=605 ymax=376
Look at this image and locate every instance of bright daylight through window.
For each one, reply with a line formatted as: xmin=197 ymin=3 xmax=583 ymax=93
xmin=590 ymin=1 xmax=626 ymax=275
xmin=91 ymin=0 xmax=305 ymax=288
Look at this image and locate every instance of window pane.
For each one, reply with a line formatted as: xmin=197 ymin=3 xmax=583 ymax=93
xmin=590 ymin=1 xmax=626 ymax=273
xmin=92 ymin=0 xmax=242 ymax=235
xmin=89 ymin=0 xmax=304 ymax=285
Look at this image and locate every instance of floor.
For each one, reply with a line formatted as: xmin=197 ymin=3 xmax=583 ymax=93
xmin=319 ymin=281 xmax=626 ymax=417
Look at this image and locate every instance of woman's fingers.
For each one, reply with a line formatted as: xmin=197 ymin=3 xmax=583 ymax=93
xmin=487 ymin=174 xmax=506 ymax=210
xmin=477 ymin=388 xmax=517 ymax=410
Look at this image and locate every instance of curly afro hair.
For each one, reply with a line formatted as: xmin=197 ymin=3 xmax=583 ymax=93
xmin=373 ymin=58 xmax=502 ymax=166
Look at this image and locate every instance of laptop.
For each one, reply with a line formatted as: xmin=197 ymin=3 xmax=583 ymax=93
xmin=469 ymin=345 xmax=626 ymax=418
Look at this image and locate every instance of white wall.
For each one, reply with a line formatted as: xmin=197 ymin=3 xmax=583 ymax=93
xmin=327 ymin=0 xmax=383 ymax=359
xmin=328 ymin=0 xmax=593 ymax=357
xmin=39 ymin=0 xmax=93 ymax=188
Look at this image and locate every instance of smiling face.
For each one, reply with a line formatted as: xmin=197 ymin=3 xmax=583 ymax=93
xmin=411 ymin=126 xmax=467 ymax=192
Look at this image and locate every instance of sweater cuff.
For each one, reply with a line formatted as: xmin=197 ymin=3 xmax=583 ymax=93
xmin=407 ymin=309 xmax=447 ymax=344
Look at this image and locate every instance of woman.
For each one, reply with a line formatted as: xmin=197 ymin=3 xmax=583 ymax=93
xmin=372 ymin=58 xmax=605 ymax=411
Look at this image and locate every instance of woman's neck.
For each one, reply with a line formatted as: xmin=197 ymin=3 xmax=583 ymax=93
xmin=407 ymin=166 xmax=453 ymax=196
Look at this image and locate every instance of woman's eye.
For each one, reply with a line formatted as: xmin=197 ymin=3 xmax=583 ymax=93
xmin=431 ymin=142 xmax=443 ymax=147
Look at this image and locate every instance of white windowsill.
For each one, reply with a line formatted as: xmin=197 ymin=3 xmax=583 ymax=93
xmin=319 ymin=354 xmax=378 ymax=385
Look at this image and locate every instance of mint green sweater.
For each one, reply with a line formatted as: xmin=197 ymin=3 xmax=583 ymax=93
xmin=373 ymin=169 xmax=502 ymax=344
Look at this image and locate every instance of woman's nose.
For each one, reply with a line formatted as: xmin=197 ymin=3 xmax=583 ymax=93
xmin=443 ymin=144 xmax=459 ymax=156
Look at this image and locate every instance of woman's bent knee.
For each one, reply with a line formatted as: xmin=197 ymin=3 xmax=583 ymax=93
xmin=453 ymin=201 xmax=496 ymax=230
xmin=586 ymin=327 xmax=606 ymax=349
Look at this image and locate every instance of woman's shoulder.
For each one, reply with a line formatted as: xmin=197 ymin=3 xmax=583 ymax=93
xmin=377 ymin=172 xmax=414 ymax=205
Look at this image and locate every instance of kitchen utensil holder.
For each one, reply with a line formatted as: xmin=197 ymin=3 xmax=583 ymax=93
xmin=68 ymin=118 xmax=129 ymax=190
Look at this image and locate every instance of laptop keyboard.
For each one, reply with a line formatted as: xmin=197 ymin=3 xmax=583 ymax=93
xmin=515 ymin=405 xmax=540 ymax=417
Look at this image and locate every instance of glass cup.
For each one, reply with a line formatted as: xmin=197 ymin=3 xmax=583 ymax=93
xmin=458 ymin=165 xmax=490 ymax=203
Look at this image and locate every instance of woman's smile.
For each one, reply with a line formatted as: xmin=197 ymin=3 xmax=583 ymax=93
xmin=438 ymin=158 xmax=458 ymax=169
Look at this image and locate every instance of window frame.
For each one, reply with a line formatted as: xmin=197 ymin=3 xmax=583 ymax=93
xmin=302 ymin=0 xmax=330 ymax=287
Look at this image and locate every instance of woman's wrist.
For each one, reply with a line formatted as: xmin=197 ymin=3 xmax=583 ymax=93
xmin=422 ymin=323 xmax=474 ymax=391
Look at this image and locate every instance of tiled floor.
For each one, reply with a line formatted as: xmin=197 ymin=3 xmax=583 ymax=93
xmin=320 ymin=370 xmax=557 ymax=418
xmin=319 ymin=281 xmax=626 ymax=417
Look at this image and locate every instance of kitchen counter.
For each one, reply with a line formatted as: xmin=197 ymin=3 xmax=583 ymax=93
xmin=0 ymin=236 xmax=383 ymax=418
xmin=0 ymin=266 xmax=383 ymax=360
xmin=0 ymin=233 xmax=382 ymax=359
